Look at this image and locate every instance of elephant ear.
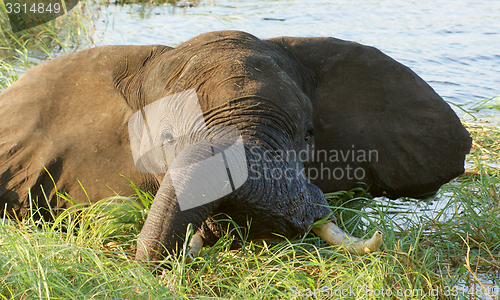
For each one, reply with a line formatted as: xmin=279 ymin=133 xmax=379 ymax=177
xmin=267 ymin=37 xmax=472 ymax=199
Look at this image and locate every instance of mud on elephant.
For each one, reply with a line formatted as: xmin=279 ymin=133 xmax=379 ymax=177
xmin=0 ymin=30 xmax=471 ymax=264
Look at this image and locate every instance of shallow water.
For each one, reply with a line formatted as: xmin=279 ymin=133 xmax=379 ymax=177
xmin=92 ymin=0 xmax=500 ymax=119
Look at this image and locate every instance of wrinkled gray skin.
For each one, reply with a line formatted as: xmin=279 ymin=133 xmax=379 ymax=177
xmin=0 ymin=31 xmax=471 ymax=264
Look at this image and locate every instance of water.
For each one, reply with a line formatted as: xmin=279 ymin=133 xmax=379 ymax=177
xmin=91 ymin=0 xmax=500 ymax=120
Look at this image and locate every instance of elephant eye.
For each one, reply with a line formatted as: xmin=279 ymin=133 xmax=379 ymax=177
xmin=305 ymin=129 xmax=314 ymax=143
xmin=161 ymin=132 xmax=176 ymax=144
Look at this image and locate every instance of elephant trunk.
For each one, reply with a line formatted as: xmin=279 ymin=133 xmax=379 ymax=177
xmin=313 ymin=222 xmax=382 ymax=255
xmin=135 ymin=174 xmax=213 ymax=264
xmin=135 ymin=127 xmax=246 ymax=264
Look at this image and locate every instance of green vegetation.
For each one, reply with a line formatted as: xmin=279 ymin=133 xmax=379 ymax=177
xmin=1 ymin=158 xmax=499 ymax=299
xmin=0 ymin=0 xmax=95 ymax=91
xmin=0 ymin=0 xmax=203 ymax=91
xmin=1 ymin=2 xmax=500 ymax=299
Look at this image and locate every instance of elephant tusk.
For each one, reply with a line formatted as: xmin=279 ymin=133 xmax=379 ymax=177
xmin=313 ymin=222 xmax=383 ymax=255
xmin=186 ymin=232 xmax=204 ymax=263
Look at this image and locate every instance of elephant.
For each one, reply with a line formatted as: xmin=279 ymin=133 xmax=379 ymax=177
xmin=0 ymin=30 xmax=471 ymax=264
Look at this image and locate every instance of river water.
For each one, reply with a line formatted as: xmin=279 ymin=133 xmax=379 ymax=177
xmin=91 ymin=0 xmax=500 ymax=119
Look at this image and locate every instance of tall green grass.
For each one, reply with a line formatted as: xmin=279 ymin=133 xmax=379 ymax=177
xmin=1 ymin=157 xmax=499 ymax=299
xmin=0 ymin=0 xmax=97 ymax=91
xmin=0 ymin=0 xmax=205 ymax=91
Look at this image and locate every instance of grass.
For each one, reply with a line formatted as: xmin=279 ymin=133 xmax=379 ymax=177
xmin=1 ymin=160 xmax=499 ymax=299
xmin=0 ymin=0 xmax=97 ymax=91
xmin=0 ymin=0 xmax=205 ymax=91
xmin=1 ymin=2 xmax=500 ymax=298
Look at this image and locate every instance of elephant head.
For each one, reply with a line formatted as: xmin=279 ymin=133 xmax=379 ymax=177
xmin=0 ymin=31 xmax=471 ymax=264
